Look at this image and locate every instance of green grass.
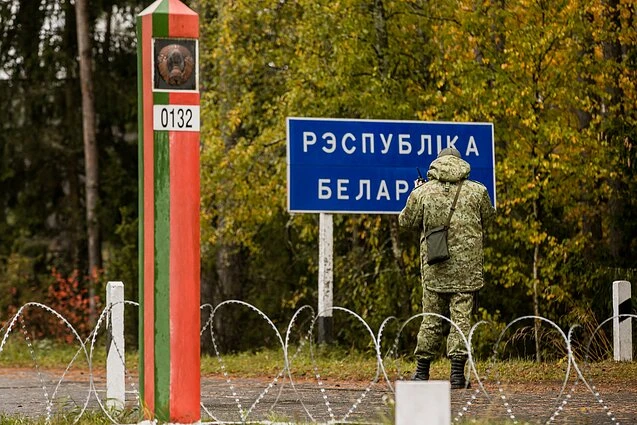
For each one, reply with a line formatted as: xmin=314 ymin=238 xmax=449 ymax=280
xmin=1 ymin=341 xmax=636 ymax=424
xmin=2 ymin=339 xmax=636 ymax=384
xmin=0 ymin=411 xmax=119 ymax=425
xmin=200 ymin=345 xmax=383 ymax=380
xmin=0 ymin=338 xmax=113 ymax=369
xmin=203 ymin=346 xmax=637 ymax=384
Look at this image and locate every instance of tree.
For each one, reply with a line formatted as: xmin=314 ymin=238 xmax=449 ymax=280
xmin=199 ymin=0 xmax=300 ymax=350
xmin=0 ymin=0 xmax=141 ymax=335
xmin=75 ymin=0 xmax=101 ymax=323
xmin=197 ymin=0 xmax=444 ymax=346
xmin=425 ymin=0 xmax=635 ymax=358
xmin=593 ymin=0 xmax=637 ymax=268
xmin=2 ymin=0 xmax=635 ymax=356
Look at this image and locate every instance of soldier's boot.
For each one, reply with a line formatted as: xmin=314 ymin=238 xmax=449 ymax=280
xmin=450 ymin=356 xmax=471 ymax=389
xmin=412 ymin=358 xmax=430 ymax=381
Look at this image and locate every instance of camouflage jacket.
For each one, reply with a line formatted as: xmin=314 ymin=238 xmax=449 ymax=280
xmin=398 ymin=155 xmax=495 ymax=293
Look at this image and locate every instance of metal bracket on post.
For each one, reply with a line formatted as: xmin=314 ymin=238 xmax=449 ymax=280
xmin=613 ymin=280 xmax=632 ymax=362
xmin=106 ymin=281 xmax=125 ymax=411
xmin=318 ymin=212 xmax=333 ymax=344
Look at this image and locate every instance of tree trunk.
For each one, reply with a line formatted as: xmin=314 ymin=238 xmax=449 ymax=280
xmin=601 ymin=0 xmax=632 ymax=267
xmin=75 ymin=0 xmax=101 ymax=324
xmin=388 ymin=216 xmax=410 ymax=317
xmin=532 ymin=200 xmax=541 ymax=363
xmin=372 ymin=0 xmax=389 ymax=77
xmin=214 ymin=240 xmax=245 ymax=347
xmin=532 ymin=242 xmax=541 ymax=363
xmin=372 ymin=1 xmax=412 ymax=317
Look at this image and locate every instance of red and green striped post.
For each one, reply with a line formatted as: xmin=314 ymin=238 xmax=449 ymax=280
xmin=137 ymin=0 xmax=200 ymax=422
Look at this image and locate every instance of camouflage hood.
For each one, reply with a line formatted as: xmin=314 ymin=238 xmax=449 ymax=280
xmin=426 ymin=155 xmax=471 ymax=183
xmin=399 ymin=153 xmax=496 ymax=293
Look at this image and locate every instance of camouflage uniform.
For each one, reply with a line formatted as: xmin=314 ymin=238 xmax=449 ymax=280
xmin=399 ymin=152 xmax=495 ymax=360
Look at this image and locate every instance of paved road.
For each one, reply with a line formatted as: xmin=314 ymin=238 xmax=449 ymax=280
xmin=1 ymin=368 xmax=636 ymax=424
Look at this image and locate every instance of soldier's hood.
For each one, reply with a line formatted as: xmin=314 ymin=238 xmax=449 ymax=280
xmin=426 ymin=155 xmax=471 ymax=183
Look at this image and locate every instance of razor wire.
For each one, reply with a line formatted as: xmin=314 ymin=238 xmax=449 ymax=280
xmin=0 ymin=301 xmax=636 ymax=425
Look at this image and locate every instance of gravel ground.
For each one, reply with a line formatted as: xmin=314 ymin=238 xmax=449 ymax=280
xmin=1 ymin=368 xmax=636 ymax=424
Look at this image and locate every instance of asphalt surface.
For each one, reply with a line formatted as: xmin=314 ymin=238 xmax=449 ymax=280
xmin=1 ymin=368 xmax=636 ymax=424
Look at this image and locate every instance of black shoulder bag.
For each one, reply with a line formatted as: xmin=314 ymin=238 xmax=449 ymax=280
xmin=425 ymin=180 xmax=464 ymax=265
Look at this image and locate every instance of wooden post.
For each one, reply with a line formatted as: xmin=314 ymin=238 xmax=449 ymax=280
xmin=137 ymin=0 xmax=200 ymax=422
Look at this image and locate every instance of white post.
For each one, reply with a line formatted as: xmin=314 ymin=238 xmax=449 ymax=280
xmin=318 ymin=212 xmax=333 ymax=344
xmin=395 ymin=381 xmax=450 ymax=425
xmin=612 ymin=280 xmax=632 ymax=362
xmin=106 ymin=281 xmax=126 ymax=410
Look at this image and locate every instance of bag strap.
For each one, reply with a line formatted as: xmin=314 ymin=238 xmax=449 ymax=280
xmin=444 ymin=180 xmax=465 ymax=228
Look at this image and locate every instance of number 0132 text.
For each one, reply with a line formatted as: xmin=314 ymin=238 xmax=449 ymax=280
xmin=153 ymin=105 xmax=200 ymax=131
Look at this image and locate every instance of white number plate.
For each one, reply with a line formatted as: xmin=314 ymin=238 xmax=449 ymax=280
xmin=153 ymin=105 xmax=200 ymax=131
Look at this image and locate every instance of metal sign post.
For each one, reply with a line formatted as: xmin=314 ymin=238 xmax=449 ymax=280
xmin=318 ymin=213 xmax=333 ymax=344
xmin=137 ymin=0 xmax=200 ymax=422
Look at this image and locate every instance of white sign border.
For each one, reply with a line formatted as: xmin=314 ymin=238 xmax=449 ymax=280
xmin=286 ymin=116 xmax=496 ymax=214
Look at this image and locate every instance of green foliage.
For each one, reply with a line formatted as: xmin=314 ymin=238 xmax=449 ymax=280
xmin=1 ymin=0 xmax=635 ymax=358
xmin=102 ymin=207 xmax=139 ymax=347
xmin=197 ymin=0 xmax=637 ymax=356
xmin=0 ymin=0 xmax=142 ymax=328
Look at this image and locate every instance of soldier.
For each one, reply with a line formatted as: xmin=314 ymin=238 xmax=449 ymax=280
xmin=399 ymin=147 xmax=495 ymax=389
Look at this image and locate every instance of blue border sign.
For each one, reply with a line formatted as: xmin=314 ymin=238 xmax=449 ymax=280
xmin=287 ymin=117 xmax=495 ymax=214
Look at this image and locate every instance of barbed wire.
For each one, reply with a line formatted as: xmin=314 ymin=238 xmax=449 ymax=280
xmin=0 ymin=300 xmax=635 ymax=424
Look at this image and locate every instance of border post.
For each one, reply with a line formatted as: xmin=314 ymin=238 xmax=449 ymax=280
xmin=613 ymin=280 xmax=632 ymax=362
xmin=137 ymin=0 xmax=201 ymax=422
xmin=106 ymin=281 xmax=125 ymax=411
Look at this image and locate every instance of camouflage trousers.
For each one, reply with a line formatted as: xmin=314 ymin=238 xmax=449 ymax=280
xmin=414 ymin=288 xmax=474 ymax=360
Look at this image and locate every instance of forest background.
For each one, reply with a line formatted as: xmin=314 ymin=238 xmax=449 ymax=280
xmin=0 ymin=0 xmax=635 ymax=360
